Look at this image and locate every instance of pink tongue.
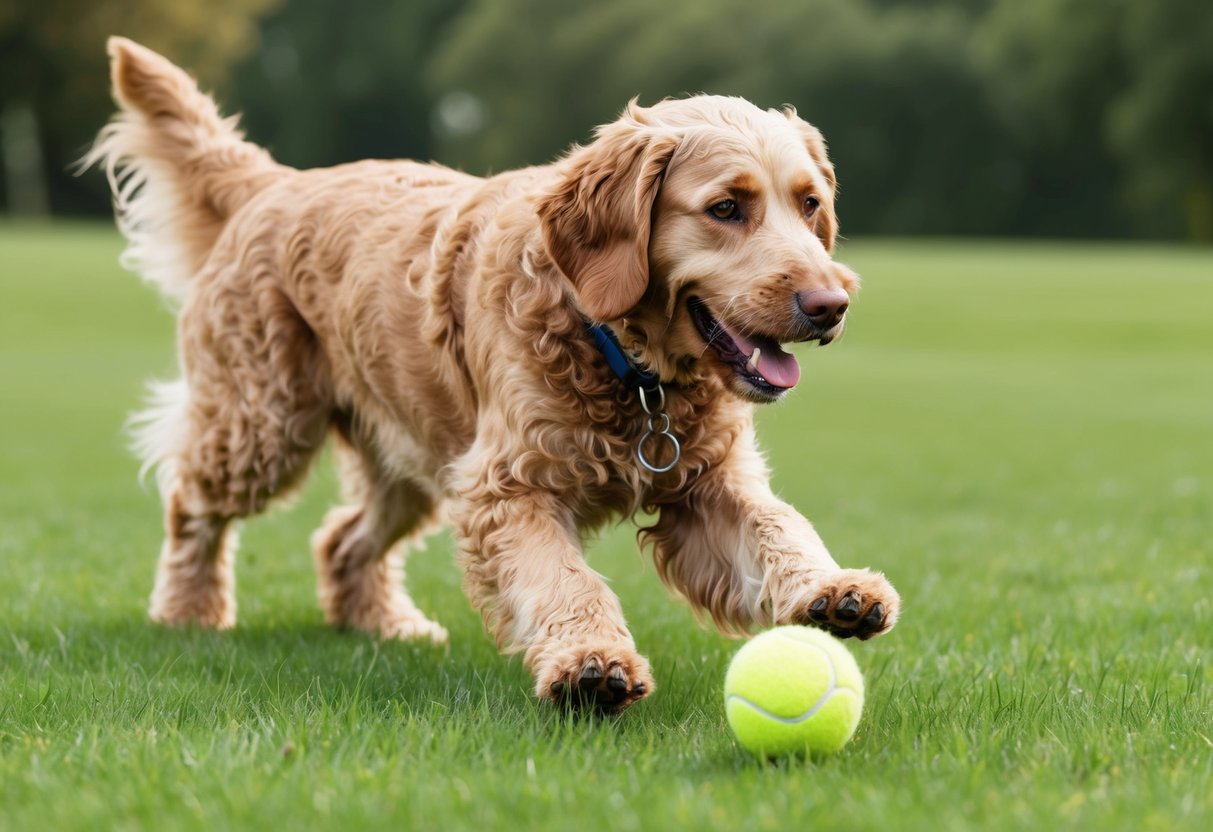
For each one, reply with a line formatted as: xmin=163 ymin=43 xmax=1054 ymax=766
xmin=754 ymin=346 xmax=801 ymax=388
xmin=722 ymin=325 xmax=801 ymax=389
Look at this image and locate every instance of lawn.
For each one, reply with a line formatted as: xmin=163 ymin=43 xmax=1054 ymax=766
xmin=1 ymin=223 xmax=1210 ymax=830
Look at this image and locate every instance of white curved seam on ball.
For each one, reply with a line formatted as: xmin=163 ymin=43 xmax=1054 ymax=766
xmin=726 ymin=643 xmax=837 ymax=725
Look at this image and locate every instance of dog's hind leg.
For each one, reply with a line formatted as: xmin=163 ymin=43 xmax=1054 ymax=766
xmin=311 ymin=431 xmax=447 ymax=644
xmin=142 ymin=262 xmax=332 ymax=629
xmin=149 ymin=474 xmax=240 ymax=630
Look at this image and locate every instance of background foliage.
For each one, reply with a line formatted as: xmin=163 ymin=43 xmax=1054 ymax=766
xmin=2 ymin=0 xmax=1212 ymax=239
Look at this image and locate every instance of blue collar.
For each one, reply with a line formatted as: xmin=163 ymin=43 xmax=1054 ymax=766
xmin=587 ymin=323 xmax=661 ymax=394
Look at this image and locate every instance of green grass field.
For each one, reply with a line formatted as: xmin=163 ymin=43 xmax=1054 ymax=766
xmin=2 ymin=223 xmax=1210 ymax=830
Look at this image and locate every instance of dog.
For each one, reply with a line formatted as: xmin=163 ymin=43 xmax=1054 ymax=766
xmin=87 ymin=37 xmax=900 ymax=712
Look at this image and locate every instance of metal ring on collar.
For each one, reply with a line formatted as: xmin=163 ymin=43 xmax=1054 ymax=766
xmin=637 ymin=425 xmax=681 ymax=474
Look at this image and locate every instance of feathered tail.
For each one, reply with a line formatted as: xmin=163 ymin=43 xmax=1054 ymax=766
xmin=81 ymin=36 xmax=288 ymax=300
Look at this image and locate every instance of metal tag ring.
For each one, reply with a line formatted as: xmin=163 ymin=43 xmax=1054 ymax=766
xmin=637 ymin=426 xmax=681 ymax=474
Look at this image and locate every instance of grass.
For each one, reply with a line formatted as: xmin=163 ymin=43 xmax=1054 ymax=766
xmin=1 ymin=222 xmax=1210 ymax=830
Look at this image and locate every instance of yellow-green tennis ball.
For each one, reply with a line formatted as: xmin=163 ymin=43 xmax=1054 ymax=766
xmin=724 ymin=626 xmax=865 ymax=758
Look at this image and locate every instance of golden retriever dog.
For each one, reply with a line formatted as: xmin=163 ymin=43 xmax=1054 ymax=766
xmin=87 ymin=37 xmax=900 ymax=712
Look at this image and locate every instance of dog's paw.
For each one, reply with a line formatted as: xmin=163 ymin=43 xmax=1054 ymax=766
xmin=533 ymin=641 xmax=654 ymax=714
xmin=786 ymin=568 xmax=900 ymax=640
xmin=378 ymin=614 xmax=448 ymax=646
xmin=150 ymin=606 xmax=235 ymax=630
xmin=149 ymin=591 xmax=235 ymax=630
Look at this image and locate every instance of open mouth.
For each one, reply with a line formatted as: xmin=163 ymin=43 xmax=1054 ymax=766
xmin=688 ymin=297 xmax=808 ymax=399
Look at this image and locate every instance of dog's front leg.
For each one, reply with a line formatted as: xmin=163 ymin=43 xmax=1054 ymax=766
xmin=453 ymin=487 xmax=653 ymax=713
xmin=741 ymin=494 xmax=899 ymax=639
xmin=645 ymin=435 xmax=900 ymax=639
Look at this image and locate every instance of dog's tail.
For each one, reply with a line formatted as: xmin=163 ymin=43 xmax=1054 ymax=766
xmin=81 ymin=37 xmax=288 ymax=301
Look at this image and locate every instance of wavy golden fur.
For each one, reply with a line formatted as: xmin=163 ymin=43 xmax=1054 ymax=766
xmin=87 ymin=37 xmax=900 ymax=712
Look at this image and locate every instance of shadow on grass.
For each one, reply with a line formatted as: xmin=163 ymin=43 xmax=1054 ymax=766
xmin=3 ymin=612 xmax=544 ymax=722
xmin=3 ymin=615 xmax=787 ymax=774
xmin=4 ymin=614 xmax=743 ymax=749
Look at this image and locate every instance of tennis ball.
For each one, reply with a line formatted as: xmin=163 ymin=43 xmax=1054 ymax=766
xmin=724 ymin=625 xmax=864 ymax=758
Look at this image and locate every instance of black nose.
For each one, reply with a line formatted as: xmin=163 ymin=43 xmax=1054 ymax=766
xmin=797 ymin=288 xmax=849 ymax=329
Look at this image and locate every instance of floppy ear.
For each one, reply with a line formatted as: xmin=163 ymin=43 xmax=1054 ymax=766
xmin=783 ymin=108 xmax=839 ymax=252
xmin=538 ymin=113 xmax=678 ymax=321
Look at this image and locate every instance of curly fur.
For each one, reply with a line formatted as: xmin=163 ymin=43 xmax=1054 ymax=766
xmin=88 ymin=37 xmax=900 ymax=711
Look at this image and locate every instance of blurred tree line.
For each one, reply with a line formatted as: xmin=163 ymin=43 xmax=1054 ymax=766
xmin=2 ymin=0 xmax=1210 ymax=240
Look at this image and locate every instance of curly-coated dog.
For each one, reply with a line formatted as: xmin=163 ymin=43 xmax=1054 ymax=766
xmin=87 ymin=37 xmax=900 ymax=712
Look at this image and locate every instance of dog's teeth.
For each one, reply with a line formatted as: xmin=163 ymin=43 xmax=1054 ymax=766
xmin=746 ymin=347 xmax=761 ymax=372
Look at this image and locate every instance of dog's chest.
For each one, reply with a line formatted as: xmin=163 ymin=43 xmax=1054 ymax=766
xmin=566 ymin=387 xmax=740 ymax=520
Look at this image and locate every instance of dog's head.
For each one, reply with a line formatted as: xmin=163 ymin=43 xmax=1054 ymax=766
xmin=539 ymin=96 xmax=857 ymax=404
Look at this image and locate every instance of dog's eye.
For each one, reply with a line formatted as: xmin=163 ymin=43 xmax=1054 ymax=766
xmin=803 ymin=196 xmax=820 ymax=218
xmin=708 ymin=200 xmax=741 ymax=221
